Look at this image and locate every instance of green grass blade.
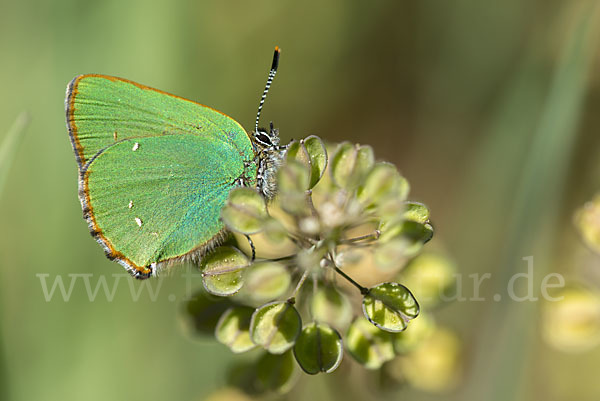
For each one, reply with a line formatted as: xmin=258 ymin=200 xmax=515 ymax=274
xmin=465 ymin=4 xmax=600 ymax=401
xmin=0 ymin=111 xmax=28 ymax=401
xmin=0 ymin=112 xmax=29 ymax=198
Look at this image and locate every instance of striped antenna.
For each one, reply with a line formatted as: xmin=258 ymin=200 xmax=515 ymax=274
xmin=255 ymin=46 xmax=281 ymax=133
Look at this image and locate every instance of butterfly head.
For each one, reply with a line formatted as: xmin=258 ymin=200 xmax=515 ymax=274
xmin=251 ymin=122 xmax=286 ymax=199
xmin=252 ymin=121 xmax=280 ymax=150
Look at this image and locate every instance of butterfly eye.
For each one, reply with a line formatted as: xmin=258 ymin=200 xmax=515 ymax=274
xmin=254 ymin=131 xmax=273 ymax=146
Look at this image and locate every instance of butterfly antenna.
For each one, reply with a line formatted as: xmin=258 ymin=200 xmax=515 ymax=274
xmin=255 ymin=46 xmax=281 ymax=133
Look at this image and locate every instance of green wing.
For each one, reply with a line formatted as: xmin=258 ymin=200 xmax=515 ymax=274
xmin=66 ymin=75 xmax=257 ymax=278
xmin=66 ymin=74 xmax=255 ymax=168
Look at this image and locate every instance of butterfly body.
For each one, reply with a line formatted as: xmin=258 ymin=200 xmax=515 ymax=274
xmin=66 ymin=73 xmax=283 ymax=279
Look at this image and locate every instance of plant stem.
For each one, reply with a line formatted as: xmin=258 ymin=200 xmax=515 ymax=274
xmin=305 ymin=189 xmax=320 ymax=219
xmin=328 ymin=252 xmax=368 ymax=295
xmin=268 ymin=254 xmax=297 ymax=263
xmin=340 ymin=230 xmax=380 ymax=244
xmin=288 ymin=268 xmax=310 ymax=303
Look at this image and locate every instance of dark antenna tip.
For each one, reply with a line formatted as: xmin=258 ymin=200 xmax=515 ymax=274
xmin=271 ymin=46 xmax=281 ymax=71
xmin=255 ymin=46 xmax=281 ymax=133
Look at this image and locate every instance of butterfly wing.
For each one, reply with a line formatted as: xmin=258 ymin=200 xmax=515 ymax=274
xmin=66 ymin=74 xmax=255 ymax=168
xmin=66 ymin=75 xmax=257 ymax=278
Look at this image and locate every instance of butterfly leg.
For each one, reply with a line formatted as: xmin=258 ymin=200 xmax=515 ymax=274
xmin=244 ymin=234 xmax=256 ymax=261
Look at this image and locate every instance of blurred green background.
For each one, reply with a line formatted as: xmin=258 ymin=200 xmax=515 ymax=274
xmin=2 ymin=0 xmax=600 ymax=400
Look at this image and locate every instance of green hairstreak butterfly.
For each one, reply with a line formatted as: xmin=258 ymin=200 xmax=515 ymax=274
xmin=65 ymin=47 xmax=284 ymax=279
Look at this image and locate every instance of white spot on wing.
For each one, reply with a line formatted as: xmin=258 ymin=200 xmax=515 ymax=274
xmin=132 ymin=142 xmax=139 ymax=151
xmin=135 ymin=217 xmax=142 ymax=227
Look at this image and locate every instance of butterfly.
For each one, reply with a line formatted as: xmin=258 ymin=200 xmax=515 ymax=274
xmin=65 ymin=47 xmax=284 ymax=279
